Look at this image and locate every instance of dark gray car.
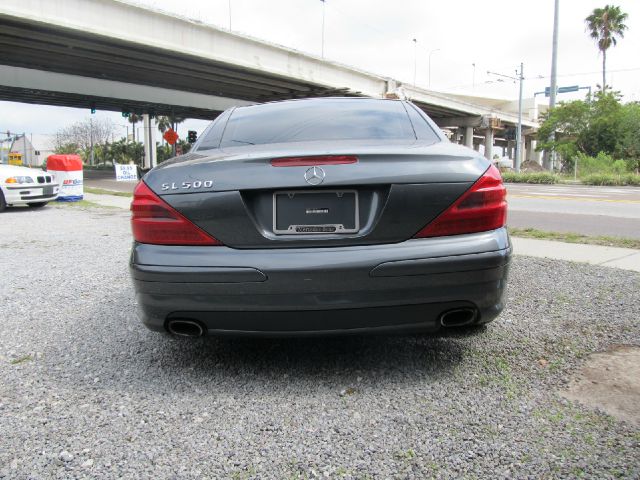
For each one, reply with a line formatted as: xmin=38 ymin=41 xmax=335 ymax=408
xmin=130 ymin=98 xmax=511 ymax=337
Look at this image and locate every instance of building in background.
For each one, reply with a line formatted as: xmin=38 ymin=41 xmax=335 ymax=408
xmin=0 ymin=133 xmax=52 ymax=167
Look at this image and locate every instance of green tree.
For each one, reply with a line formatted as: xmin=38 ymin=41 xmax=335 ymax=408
xmin=615 ymin=102 xmax=640 ymax=172
xmin=103 ymin=139 xmax=144 ymax=165
xmin=54 ymin=143 xmax=81 ymax=155
xmin=536 ymin=91 xmax=630 ymax=171
xmin=585 ymin=5 xmax=628 ymax=92
xmin=581 ymin=90 xmax=622 ymax=156
xmin=537 ymin=99 xmax=591 ymax=160
xmin=157 ymin=115 xmax=185 ymax=138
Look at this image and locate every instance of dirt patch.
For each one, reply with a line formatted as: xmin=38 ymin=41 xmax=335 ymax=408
xmin=520 ymin=160 xmax=545 ymax=172
xmin=561 ymin=345 xmax=640 ymax=427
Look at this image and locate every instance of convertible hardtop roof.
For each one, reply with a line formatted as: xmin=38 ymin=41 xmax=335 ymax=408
xmin=236 ymin=96 xmax=405 ymax=110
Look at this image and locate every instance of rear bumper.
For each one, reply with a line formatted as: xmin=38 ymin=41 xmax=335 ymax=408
xmin=130 ymin=228 xmax=511 ymax=336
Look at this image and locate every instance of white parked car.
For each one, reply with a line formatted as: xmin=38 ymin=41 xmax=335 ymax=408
xmin=0 ymin=164 xmax=59 ymax=212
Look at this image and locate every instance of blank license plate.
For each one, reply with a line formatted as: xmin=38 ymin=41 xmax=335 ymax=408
xmin=273 ymin=190 xmax=359 ymax=234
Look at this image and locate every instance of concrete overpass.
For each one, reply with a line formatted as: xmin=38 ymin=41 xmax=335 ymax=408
xmin=0 ymin=0 xmax=539 ymax=166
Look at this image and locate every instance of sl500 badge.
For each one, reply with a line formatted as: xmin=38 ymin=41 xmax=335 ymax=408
xmin=161 ymin=180 xmax=213 ymax=191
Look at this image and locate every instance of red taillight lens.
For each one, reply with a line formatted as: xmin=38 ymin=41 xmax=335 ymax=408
xmin=130 ymin=181 xmax=222 ymax=246
xmin=413 ymin=165 xmax=507 ymax=238
xmin=271 ymin=155 xmax=358 ymax=167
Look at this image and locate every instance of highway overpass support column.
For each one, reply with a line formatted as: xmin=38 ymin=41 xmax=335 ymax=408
xmin=527 ymin=137 xmax=541 ymax=165
xmin=507 ymin=141 xmax=514 ymax=159
xmin=142 ymin=114 xmax=157 ymax=169
xmin=484 ymin=129 xmax=494 ymax=160
xmin=464 ymin=127 xmax=474 ymax=148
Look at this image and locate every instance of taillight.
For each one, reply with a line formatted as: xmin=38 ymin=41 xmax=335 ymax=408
xmin=271 ymin=155 xmax=358 ymax=167
xmin=130 ymin=181 xmax=222 ymax=246
xmin=413 ymin=165 xmax=507 ymax=238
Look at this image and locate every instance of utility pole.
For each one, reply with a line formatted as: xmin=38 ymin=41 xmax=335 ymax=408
xmin=320 ymin=0 xmax=326 ymax=58
xmin=89 ymin=118 xmax=94 ymax=166
xmin=472 ymin=63 xmax=476 ymax=88
xmin=413 ymin=39 xmax=417 ymax=86
xmin=428 ymin=49 xmax=440 ymax=88
xmin=487 ymin=67 xmax=525 ymax=172
xmin=515 ymin=63 xmax=524 ymax=173
xmin=23 ymin=132 xmax=27 ymax=167
xmin=228 ymin=0 xmax=232 ymax=30
xmin=545 ymin=0 xmax=560 ymax=170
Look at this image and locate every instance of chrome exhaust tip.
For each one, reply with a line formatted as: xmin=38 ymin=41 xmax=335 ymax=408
xmin=166 ymin=319 xmax=205 ymax=337
xmin=439 ymin=308 xmax=477 ymax=328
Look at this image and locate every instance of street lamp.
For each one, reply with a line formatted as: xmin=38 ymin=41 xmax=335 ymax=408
xmin=546 ymin=0 xmax=560 ymax=171
xmin=320 ymin=0 xmax=326 ymax=58
xmin=472 ymin=62 xmax=476 ymax=88
xmin=413 ymin=38 xmax=417 ymax=86
xmin=428 ymin=49 xmax=440 ymax=88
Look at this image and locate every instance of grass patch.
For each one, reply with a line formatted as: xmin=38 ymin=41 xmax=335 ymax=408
xmin=395 ymin=449 xmax=416 ymax=460
xmin=53 ymin=200 xmax=119 ymax=209
xmin=10 ymin=354 xmax=33 ymax=365
xmin=580 ymin=173 xmax=640 ymax=186
xmin=84 ymin=187 xmax=133 ymax=197
xmin=502 ymin=172 xmax=559 ymax=184
xmin=509 ymin=227 xmax=640 ymax=250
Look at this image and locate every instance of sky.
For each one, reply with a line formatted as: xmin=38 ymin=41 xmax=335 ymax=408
xmin=2 ymin=0 xmax=639 ymax=151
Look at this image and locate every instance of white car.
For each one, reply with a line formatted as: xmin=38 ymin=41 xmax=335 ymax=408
xmin=0 ymin=164 xmax=59 ymax=211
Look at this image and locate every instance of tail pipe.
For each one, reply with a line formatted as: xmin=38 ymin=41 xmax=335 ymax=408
xmin=439 ymin=308 xmax=478 ymax=328
xmin=166 ymin=319 xmax=206 ymax=337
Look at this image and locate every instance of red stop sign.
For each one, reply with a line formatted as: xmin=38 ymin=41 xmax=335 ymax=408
xmin=163 ymin=128 xmax=179 ymax=145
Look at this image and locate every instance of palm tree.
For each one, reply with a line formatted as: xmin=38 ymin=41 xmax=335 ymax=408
xmin=127 ymin=113 xmax=141 ymax=143
xmin=157 ymin=115 xmax=185 ymax=135
xmin=585 ymin=5 xmax=628 ymax=92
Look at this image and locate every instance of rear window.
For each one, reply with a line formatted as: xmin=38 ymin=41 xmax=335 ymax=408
xmin=217 ymin=99 xmax=419 ymax=148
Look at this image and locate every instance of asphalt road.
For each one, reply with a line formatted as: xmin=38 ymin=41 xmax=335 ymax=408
xmin=83 ymin=171 xmax=640 ymax=239
xmin=84 ymin=170 xmax=136 ymax=193
xmin=507 ymin=183 xmax=640 ymax=239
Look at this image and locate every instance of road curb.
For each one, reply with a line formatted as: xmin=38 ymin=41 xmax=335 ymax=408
xmin=512 ymin=237 xmax=640 ymax=273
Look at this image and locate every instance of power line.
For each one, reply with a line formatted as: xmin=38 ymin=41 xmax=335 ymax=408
xmin=441 ymin=66 xmax=640 ymax=91
xmin=531 ymin=66 xmax=640 ymax=80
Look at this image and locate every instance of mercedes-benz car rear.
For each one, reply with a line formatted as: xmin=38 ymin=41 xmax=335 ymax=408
xmin=129 ymin=98 xmax=511 ymax=337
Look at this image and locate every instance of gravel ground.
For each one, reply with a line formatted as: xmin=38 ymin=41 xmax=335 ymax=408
xmin=1 ymin=204 xmax=639 ymax=479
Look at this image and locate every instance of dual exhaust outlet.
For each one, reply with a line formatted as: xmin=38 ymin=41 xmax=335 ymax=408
xmin=438 ymin=308 xmax=478 ymax=328
xmin=166 ymin=308 xmax=478 ymax=337
xmin=166 ymin=319 xmax=206 ymax=337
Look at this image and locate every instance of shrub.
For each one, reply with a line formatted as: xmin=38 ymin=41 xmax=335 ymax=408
xmin=612 ymin=159 xmax=628 ymax=176
xmin=501 ymin=172 xmax=559 ymax=184
xmin=581 ymin=173 xmax=640 ymax=186
xmin=573 ymin=151 xmax=616 ymax=176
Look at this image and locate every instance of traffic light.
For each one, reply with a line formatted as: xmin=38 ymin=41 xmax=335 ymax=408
xmin=187 ymin=130 xmax=197 ymax=143
xmin=90 ymin=102 xmax=96 ymax=114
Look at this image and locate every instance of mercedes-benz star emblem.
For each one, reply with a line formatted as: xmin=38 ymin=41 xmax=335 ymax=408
xmin=304 ymin=166 xmax=326 ymax=186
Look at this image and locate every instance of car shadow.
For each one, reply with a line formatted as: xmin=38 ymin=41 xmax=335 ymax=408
xmin=52 ymin=294 xmax=490 ymax=395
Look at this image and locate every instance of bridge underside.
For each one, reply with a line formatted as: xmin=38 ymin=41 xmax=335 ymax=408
xmin=0 ymin=15 xmax=354 ymax=112
xmin=0 ymin=14 xmax=480 ymax=121
xmin=0 ymin=85 xmax=220 ymax=119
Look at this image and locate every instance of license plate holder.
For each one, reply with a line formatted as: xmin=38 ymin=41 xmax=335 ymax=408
xmin=273 ymin=190 xmax=359 ymax=235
